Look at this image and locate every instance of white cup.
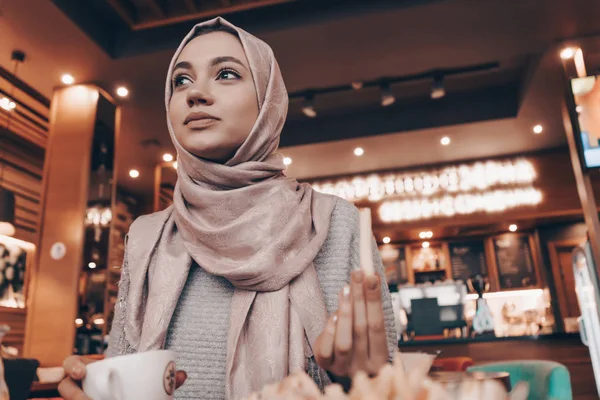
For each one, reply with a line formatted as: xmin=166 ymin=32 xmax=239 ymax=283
xmin=83 ymin=350 xmax=176 ymax=400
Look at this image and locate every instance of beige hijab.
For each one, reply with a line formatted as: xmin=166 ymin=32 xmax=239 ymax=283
xmin=123 ymin=17 xmax=337 ymax=399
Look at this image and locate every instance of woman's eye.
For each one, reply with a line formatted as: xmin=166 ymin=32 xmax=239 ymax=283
xmin=217 ymin=68 xmax=241 ymax=81
xmin=173 ymin=75 xmax=192 ymax=87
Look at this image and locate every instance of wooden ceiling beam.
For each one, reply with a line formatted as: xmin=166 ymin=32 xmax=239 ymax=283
xmin=182 ymin=0 xmax=198 ymax=12
xmin=106 ymin=0 xmax=137 ymax=26
xmin=133 ymin=0 xmax=297 ymax=30
xmin=144 ymin=0 xmax=166 ymax=17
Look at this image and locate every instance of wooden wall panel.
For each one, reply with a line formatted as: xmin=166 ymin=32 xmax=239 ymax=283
xmin=0 ymin=308 xmax=27 ymax=354
xmin=24 ymin=85 xmax=99 ymax=367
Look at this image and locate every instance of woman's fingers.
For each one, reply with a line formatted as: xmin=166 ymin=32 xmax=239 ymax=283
xmin=333 ymin=284 xmax=352 ymax=372
xmin=175 ymin=370 xmax=188 ymax=389
xmin=314 ymin=312 xmax=338 ymax=370
xmin=57 ymin=377 xmax=91 ymax=400
xmin=62 ymin=356 xmax=94 ymax=381
xmin=350 ymin=270 xmax=368 ymax=375
xmin=365 ymin=273 xmax=389 ymax=368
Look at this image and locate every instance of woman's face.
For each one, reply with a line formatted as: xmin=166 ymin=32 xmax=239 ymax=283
xmin=169 ymin=31 xmax=259 ymax=163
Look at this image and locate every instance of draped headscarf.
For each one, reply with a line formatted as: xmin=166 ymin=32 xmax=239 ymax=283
xmin=123 ymin=17 xmax=337 ymax=399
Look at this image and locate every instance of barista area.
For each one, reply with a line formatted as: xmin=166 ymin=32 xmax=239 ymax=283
xmin=309 ymin=150 xmax=600 ymax=344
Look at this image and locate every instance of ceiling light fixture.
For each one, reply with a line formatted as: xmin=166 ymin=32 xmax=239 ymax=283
xmin=560 ymin=47 xmax=576 ymax=60
xmin=88 ymin=262 xmax=97 ymax=269
xmin=0 ymin=98 xmax=16 ymax=111
xmin=301 ymin=95 xmax=317 ymax=118
xmin=509 ymin=224 xmax=518 ymax=232
xmin=440 ymin=136 xmax=451 ymax=146
xmin=283 ymin=157 xmax=292 ymax=166
xmin=163 ymin=153 xmax=173 ymax=162
xmin=380 ymin=82 xmax=395 ymax=107
xmin=116 ymin=86 xmax=129 ymax=98
xmin=354 ymin=147 xmax=365 ymax=156
xmin=382 ymin=236 xmax=391 ymax=244
xmin=61 ymin=74 xmax=75 ymax=85
xmin=422 ymin=241 xmax=430 ymax=248
xmin=431 ymin=75 xmax=446 ymax=99
xmin=419 ymin=231 xmax=433 ymax=239
xmin=533 ymin=124 xmax=543 ymax=134
xmin=129 ymin=169 xmax=139 ymax=178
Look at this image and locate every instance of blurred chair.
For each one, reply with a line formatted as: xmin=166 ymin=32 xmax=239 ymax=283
xmin=468 ymin=360 xmax=573 ymax=400
xmin=3 ymin=357 xmax=39 ymax=400
xmin=432 ymin=356 xmax=474 ymax=372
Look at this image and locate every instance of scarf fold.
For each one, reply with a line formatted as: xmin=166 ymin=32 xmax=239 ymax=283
xmin=123 ymin=17 xmax=336 ymax=400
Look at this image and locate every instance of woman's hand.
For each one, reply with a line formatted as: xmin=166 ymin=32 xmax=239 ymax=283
xmin=58 ymin=355 xmax=187 ymax=400
xmin=314 ymin=270 xmax=389 ymax=378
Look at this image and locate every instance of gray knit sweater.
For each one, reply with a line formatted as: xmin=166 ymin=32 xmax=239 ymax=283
xmin=106 ymin=198 xmax=397 ymax=399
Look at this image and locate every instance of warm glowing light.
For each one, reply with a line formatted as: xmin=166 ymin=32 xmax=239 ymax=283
xmin=422 ymin=241 xmax=430 ymax=248
xmin=173 ymin=161 xmax=178 ymax=169
xmin=61 ymin=74 xmax=75 ymax=85
xmin=354 ymin=147 xmax=365 ymax=156
xmin=88 ymin=262 xmax=97 ymax=269
xmin=419 ymin=231 xmax=433 ymax=239
xmin=560 ymin=47 xmax=576 ymax=60
xmin=93 ymin=318 xmax=105 ymax=325
xmin=533 ymin=124 xmax=543 ymax=134
xmin=312 ymin=159 xmax=538 ymax=202
xmin=379 ymin=188 xmax=542 ymax=223
xmin=75 ymin=318 xmax=84 ymax=325
xmin=509 ymin=224 xmax=518 ymax=232
xmin=163 ymin=153 xmax=173 ymax=162
xmin=129 ymin=169 xmax=139 ymax=178
xmin=382 ymin=237 xmax=391 ymax=244
xmin=0 ymin=97 xmax=16 ymax=111
xmin=440 ymin=137 xmax=451 ymax=146
xmin=116 ymin=86 xmax=129 ymax=97
xmin=283 ymin=157 xmax=292 ymax=166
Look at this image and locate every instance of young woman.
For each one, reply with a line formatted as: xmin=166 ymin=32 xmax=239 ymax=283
xmin=59 ymin=17 xmax=397 ymax=400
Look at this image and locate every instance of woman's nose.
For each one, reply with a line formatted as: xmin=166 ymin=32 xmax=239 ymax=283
xmin=186 ymin=87 xmax=214 ymax=107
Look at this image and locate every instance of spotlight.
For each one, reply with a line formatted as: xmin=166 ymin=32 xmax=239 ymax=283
xmin=440 ymin=136 xmax=451 ymax=146
xmin=129 ymin=169 xmax=139 ymax=178
xmin=61 ymin=74 xmax=75 ymax=85
xmin=533 ymin=124 xmax=543 ymax=134
xmin=354 ymin=147 xmax=365 ymax=156
xmin=422 ymin=241 xmax=430 ymax=248
xmin=380 ymin=82 xmax=395 ymax=107
xmin=509 ymin=224 xmax=518 ymax=232
xmin=560 ymin=47 xmax=576 ymax=60
xmin=283 ymin=157 xmax=292 ymax=166
xmin=382 ymin=237 xmax=391 ymax=244
xmin=431 ymin=75 xmax=445 ymax=99
xmin=301 ymin=95 xmax=317 ymax=118
xmin=0 ymin=97 xmax=16 ymax=111
xmin=163 ymin=153 xmax=173 ymax=162
xmin=116 ymin=86 xmax=129 ymax=97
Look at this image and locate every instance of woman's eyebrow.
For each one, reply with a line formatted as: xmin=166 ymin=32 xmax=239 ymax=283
xmin=210 ymin=56 xmax=248 ymax=70
xmin=173 ymin=61 xmax=193 ymax=71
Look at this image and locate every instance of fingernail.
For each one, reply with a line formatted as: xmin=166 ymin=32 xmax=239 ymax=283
xmin=352 ymin=270 xmax=364 ymax=282
xmin=342 ymin=285 xmax=350 ymax=298
xmin=72 ymin=362 xmax=86 ymax=378
xmin=367 ymin=275 xmax=378 ymax=290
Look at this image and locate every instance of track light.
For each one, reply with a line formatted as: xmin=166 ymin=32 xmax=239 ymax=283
xmin=380 ymin=82 xmax=395 ymax=107
xmin=431 ymin=75 xmax=445 ymax=99
xmin=301 ymin=95 xmax=317 ymax=118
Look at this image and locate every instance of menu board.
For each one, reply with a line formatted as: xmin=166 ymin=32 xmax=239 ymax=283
xmin=449 ymin=240 xmax=487 ymax=281
xmin=493 ymin=234 xmax=537 ymax=289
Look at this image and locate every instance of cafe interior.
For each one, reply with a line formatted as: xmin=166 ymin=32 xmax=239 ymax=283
xmin=2 ymin=0 xmax=600 ymax=399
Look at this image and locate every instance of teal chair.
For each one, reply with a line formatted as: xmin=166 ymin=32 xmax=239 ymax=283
xmin=467 ymin=360 xmax=573 ymax=400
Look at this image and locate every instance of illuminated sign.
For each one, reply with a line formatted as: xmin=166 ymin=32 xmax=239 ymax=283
xmin=310 ymin=159 xmax=543 ymax=222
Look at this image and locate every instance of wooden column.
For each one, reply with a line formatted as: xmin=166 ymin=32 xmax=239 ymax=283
xmin=23 ymin=85 xmax=100 ymax=366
